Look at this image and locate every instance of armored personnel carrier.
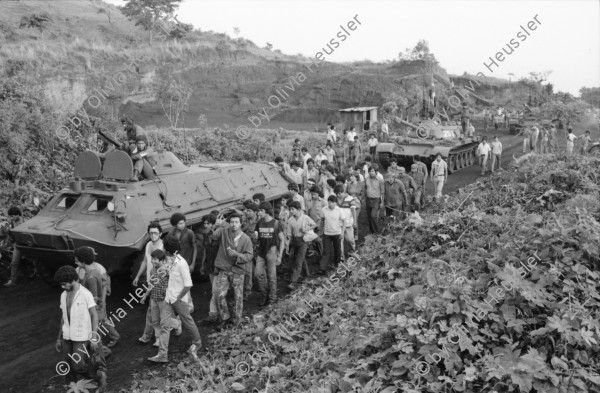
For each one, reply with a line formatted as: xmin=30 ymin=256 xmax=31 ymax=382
xmin=377 ymin=118 xmax=482 ymax=173
xmin=10 ymin=149 xmax=290 ymax=279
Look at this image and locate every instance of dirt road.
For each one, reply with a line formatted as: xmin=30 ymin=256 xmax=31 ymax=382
xmin=0 ymin=128 xmax=529 ymax=393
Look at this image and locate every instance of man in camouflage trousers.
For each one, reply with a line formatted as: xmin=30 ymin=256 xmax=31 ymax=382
xmin=212 ymin=214 xmax=254 ymax=329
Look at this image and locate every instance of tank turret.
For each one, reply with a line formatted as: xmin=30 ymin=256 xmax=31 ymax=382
xmin=11 ymin=149 xmax=291 ymax=280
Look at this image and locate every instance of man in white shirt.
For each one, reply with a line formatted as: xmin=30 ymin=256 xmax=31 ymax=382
xmin=346 ymin=127 xmax=357 ymax=144
xmin=368 ymin=133 xmax=378 ymax=157
xmin=155 ymin=237 xmax=202 ymax=362
xmin=318 ymin=195 xmax=344 ymax=275
xmin=430 ymin=153 xmax=448 ymax=201
xmin=55 ymin=266 xmax=106 ymax=388
xmin=346 ymin=127 xmax=358 ymax=164
xmin=490 ymin=136 xmax=503 ymax=173
xmin=326 ymin=125 xmax=337 ymax=144
xmin=477 ymin=137 xmax=492 ymax=176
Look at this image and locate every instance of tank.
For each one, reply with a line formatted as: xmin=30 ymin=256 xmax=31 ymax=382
xmin=10 ymin=149 xmax=291 ymax=279
xmin=376 ymin=118 xmax=482 ymax=173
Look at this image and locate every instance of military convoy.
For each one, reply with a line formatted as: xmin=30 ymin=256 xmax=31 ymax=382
xmin=376 ymin=118 xmax=483 ymax=173
xmin=10 ymin=149 xmax=290 ymax=280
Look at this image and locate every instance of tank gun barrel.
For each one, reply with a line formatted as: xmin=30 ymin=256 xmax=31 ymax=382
xmin=393 ymin=117 xmax=419 ymax=129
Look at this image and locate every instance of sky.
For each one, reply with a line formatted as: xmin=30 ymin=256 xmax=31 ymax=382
xmin=105 ymin=0 xmax=600 ymax=96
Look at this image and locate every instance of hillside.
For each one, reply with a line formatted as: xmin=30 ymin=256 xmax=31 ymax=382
xmin=125 ymin=153 xmax=600 ymax=393
xmin=0 ymin=0 xmax=522 ymax=132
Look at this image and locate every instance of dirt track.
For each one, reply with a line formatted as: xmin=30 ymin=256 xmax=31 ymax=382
xmin=0 ymin=127 xmax=537 ymax=393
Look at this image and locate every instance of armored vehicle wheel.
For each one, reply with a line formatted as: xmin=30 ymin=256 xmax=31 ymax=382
xmin=466 ymin=150 xmax=473 ymax=166
xmin=459 ymin=153 xmax=466 ymax=169
xmin=589 ymin=145 xmax=600 ymax=156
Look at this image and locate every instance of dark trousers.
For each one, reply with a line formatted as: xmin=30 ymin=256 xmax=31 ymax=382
xmin=369 ymin=146 xmax=377 ymax=158
xmin=289 ymin=237 xmax=308 ymax=283
xmin=366 ymin=197 xmax=381 ymax=234
xmin=319 ymin=234 xmax=342 ymax=271
xmin=62 ymin=339 xmax=106 ymax=383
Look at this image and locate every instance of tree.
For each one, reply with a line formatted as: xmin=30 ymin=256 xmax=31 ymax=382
xmin=264 ymin=42 xmax=273 ymax=51
xmin=153 ymin=78 xmax=192 ymax=128
xmin=233 ymin=26 xmax=240 ymax=37
xmin=398 ymin=39 xmax=437 ymax=63
xmin=120 ymin=0 xmax=183 ymax=43
xmin=579 ymin=87 xmax=600 ymax=109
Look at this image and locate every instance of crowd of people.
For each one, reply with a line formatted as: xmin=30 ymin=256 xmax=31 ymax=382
xmin=518 ymin=123 xmax=593 ymax=156
xmin=48 ymin=126 xmax=445 ymax=387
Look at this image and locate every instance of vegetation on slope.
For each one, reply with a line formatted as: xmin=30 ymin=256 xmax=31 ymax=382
xmin=126 ymin=154 xmax=600 ymax=393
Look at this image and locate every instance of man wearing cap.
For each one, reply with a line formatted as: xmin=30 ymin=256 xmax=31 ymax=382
xmin=384 ymin=172 xmax=409 ymax=219
xmin=430 ymin=153 xmax=448 ymax=201
xmin=410 ymin=164 xmax=426 ymax=210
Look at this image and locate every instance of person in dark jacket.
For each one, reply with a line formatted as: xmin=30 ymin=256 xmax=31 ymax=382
xmin=166 ymin=213 xmax=197 ymax=271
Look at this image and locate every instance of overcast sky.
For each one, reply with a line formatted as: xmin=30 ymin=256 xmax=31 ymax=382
xmin=106 ymin=0 xmax=600 ymax=96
